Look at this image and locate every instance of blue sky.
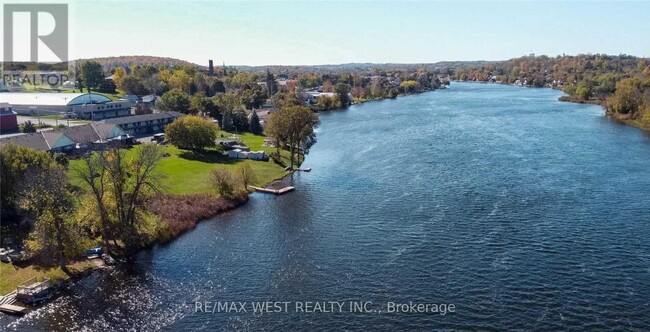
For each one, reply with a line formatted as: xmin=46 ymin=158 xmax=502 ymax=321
xmin=66 ymin=0 xmax=650 ymax=65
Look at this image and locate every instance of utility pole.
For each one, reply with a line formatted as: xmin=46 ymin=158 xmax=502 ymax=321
xmin=35 ymin=96 xmax=40 ymax=126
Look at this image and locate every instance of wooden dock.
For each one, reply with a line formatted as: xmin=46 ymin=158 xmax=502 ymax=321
xmin=249 ymin=186 xmax=295 ymax=195
xmin=0 ymin=291 xmax=28 ymax=316
xmin=0 ymin=303 xmax=29 ymax=315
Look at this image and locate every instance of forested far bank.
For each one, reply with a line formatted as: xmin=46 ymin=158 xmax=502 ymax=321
xmin=454 ymin=54 xmax=650 ymax=129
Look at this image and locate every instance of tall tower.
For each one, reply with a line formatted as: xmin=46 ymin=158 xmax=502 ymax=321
xmin=208 ymin=60 xmax=214 ymax=76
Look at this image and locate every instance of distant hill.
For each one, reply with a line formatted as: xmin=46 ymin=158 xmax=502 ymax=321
xmin=235 ymin=61 xmax=494 ymax=75
xmin=65 ymin=56 xmax=494 ymax=76
xmin=71 ymin=56 xmax=201 ymax=71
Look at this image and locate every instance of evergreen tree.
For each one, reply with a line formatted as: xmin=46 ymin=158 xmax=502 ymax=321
xmin=248 ymin=110 xmax=263 ymax=134
xmin=21 ymin=121 xmax=37 ymax=133
xmin=221 ymin=111 xmax=235 ymax=132
xmin=266 ymin=68 xmax=277 ymax=95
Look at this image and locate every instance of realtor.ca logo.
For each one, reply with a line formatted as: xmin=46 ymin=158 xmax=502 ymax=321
xmin=3 ymin=4 xmax=68 ymax=63
xmin=2 ymin=3 xmax=71 ymax=88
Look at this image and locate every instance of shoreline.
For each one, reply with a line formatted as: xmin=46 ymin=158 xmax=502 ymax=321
xmin=1 ymin=165 xmax=294 ymax=309
xmin=118 ymin=168 xmax=294 ymax=252
xmin=7 ymin=80 xmax=629 ymax=313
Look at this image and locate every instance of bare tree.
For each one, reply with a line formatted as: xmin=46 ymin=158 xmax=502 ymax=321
xmin=235 ymin=163 xmax=257 ymax=191
xmin=20 ymin=166 xmax=75 ymax=272
xmin=72 ymin=150 xmax=112 ymax=254
xmin=102 ymin=144 xmax=164 ymax=249
xmin=211 ymin=169 xmax=234 ymax=198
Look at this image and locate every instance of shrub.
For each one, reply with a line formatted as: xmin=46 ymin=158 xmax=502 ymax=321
xmin=210 ymin=169 xmax=235 ymax=198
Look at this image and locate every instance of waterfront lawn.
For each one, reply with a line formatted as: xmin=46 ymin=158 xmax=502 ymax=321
xmin=69 ymin=132 xmax=289 ymax=195
xmin=0 ymin=260 xmax=94 ymax=295
xmin=157 ymin=145 xmax=287 ymax=194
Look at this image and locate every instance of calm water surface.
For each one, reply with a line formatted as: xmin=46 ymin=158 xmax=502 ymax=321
xmin=3 ymin=83 xmax=650 ymax=331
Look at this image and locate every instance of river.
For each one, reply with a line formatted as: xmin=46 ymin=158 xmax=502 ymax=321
xmin=3 ymin=82 xmax=650 ymax=331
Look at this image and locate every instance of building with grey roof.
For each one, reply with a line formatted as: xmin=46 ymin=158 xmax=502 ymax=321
xmin=0 ymin=123 xmax=127 ymax=153
xmin=101 ymin=112 xmax=183 ymax=135
xmin=0 ymin=92 xmax=131 ymax=120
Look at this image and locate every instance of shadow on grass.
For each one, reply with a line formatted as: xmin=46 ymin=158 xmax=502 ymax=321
xmin=11 ymin=254 xmax=59 ymax=272
xmin=178 ymin=149 xmax=242 ymax=164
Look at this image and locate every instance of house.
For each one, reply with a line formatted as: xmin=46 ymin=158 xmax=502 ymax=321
xmin=0 ymin=131 xmax=65 ymax=151
xmin=101 ymin=112 xmax=183 ymax=135
xmin=277 ymin=79 xmax=298 ymax=92
xmin=0 ymin=123 xmax=127 ymax=153
xmin=119 ymin=95 xmax=139 ymax=104
xmin=301 ymin=92 xmax=337 ymax=105
xmin=140 ymin=95 xmax=159 ymax=106
xmin=61 ymin=123 xmax=127 ymax=149
xmin=0 ymin=102 xmax=18 ymax=132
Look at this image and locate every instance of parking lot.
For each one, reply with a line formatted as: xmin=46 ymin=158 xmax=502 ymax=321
xmin=16 ymin=115 xmax=87 ymax=127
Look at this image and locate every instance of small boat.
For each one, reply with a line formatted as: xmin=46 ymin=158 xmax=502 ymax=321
xmin=300 ymin=168 xmax=312 ymax=172
xmin=84 ymin=246 xmax=102 ymax=257
xmin=16 ymin=278 xmax=54 ymax=305
xmin=102 ymin=254 xmax=116 ymax=265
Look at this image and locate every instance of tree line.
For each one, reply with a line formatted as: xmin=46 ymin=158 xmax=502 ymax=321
xmin=0 ymin=142 xmax=264 ymax=271
xmin=454 ymin=54 xmax=650 ymax=128
xmin=0 ymin=144 xmax=166 ymax=270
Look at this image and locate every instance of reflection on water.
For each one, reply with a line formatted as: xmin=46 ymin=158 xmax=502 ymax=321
xmin=4 ymin=83 xmax=650 ymax=330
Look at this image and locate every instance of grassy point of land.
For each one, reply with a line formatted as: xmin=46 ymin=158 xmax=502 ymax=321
xmin=69 ymin=131 xmax=290 ymax=195
xmin=0 ymin=131 xmax=290 ymax=295
xmin=0 ymin=260 xmax=95 ymax=295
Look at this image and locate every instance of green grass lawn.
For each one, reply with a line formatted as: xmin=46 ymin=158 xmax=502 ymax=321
xmin=69 ymin=132 xmax=289 ymax=195
xmin=18 ymin=83 xmax=123 ymax=101
xmin=0 ymin=260 xmax=94 ymax=295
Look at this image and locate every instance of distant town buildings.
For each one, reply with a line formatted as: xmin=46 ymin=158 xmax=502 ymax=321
xmin=277 ymin=79 xmax=298 ymax=92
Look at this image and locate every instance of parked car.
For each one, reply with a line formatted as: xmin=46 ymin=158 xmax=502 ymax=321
xmin=151 ymin=133 xmax=165 ymax=143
